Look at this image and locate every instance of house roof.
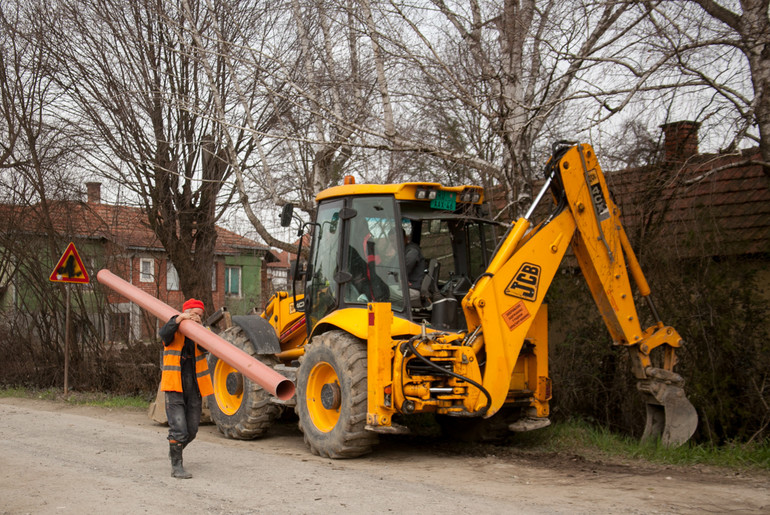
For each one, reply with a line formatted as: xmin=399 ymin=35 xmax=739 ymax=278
xmin=1 ymin=197 xmax=268 ymax=256
xmin=607 ymin=147 xmax=770 ymax=257
xmin=486 ymin=145 xmax=769 ymax=259
xmin=266 ymin=234 xmax=310 ymax=269
xmin=266 ymin=249 xmax=291 ymax=268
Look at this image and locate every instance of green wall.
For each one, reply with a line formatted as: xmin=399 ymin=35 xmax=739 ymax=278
xmin=223 ymin=253 xmax=263 ymax=315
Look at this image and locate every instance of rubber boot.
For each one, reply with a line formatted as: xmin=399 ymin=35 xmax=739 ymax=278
xmin=169 ymin=441 xmax=192 ymax=479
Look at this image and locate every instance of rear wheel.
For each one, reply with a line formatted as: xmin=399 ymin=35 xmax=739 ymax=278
xmin=207 ymin=325 xmax=283 ymax=439
xmin=296 ymin=330 xmax=378 ymax=458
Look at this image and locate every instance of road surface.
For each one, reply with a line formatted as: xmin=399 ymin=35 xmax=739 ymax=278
xmin=0 ymin=397 xmax=767 ymax=514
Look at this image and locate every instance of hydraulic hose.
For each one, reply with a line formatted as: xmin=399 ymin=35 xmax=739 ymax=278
xmin=403 ymin=336 xmax=492 ymax=415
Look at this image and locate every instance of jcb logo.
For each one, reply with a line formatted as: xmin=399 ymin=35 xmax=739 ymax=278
xmin=587 ymin=168 xmax=610 ymax=222
xmin=290 ymin=300 xmax=305 ymax=314
xmin=505 ymin=263 xmax=541 ymax=301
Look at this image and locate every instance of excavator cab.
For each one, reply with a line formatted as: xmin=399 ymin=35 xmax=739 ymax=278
xmin=301 ymin=186 xmax=502 ymax=334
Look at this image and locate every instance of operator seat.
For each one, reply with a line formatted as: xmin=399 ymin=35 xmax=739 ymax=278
xmin=420 ymin=258 xmax=440 ymax=303
xmin=417 ymin=259 xmax=457 ymax=330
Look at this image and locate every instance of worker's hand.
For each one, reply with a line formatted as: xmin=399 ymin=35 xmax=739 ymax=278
xmin=178 ymin=311 xmax=203 ymax=324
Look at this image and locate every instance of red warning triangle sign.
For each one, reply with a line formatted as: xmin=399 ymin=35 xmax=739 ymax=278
xmin=50 ymin=242 xmax=90 ymax=284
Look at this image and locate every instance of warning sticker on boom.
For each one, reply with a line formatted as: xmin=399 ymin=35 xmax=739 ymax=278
xmin=502 ymin=301 xmax=531 ymax=331
xmin=587 ymin=168 xmax=610 ymax=222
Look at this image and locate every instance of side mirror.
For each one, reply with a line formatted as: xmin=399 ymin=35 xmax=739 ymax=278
xmin=280 ymin=203 xmax=294 ymax=227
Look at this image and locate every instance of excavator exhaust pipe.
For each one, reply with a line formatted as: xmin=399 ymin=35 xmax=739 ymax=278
xmin=638 ymin=368 xmax=698 ymax=447
xmin=97 ymin=269 xmax=295 ymax=400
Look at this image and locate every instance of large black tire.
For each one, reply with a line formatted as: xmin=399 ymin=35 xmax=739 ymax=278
xmin=295 ymin=330 xmax=378 ymax=458
xmin=207 ymin=325 xmax=284 ymax=439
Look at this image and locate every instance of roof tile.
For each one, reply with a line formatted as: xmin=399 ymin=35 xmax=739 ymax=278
xmin=609 ymin=148 xmax=770 ymax=256
xmin=1 ymin=199 xmax=267 ymax=255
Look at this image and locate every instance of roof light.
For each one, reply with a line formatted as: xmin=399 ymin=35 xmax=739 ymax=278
xmin=471 ymin=192 xmax=481 ymax=203
xmin=343 ymin=175 xmax=355 ymax=185
xmin=416 ymin=189 xmax=428 ymax=200
xmin=428 ymin=190 xmax=437 ymax=200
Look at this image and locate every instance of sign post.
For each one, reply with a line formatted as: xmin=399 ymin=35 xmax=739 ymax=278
xmin=64 ymin=285 xmax=71 ymax=396
xmin=50 ymin=242 xmax=90 ymax=396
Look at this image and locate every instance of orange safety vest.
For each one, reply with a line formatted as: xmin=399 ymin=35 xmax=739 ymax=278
xmin=160 ymin=331 xmax=214 ymax=397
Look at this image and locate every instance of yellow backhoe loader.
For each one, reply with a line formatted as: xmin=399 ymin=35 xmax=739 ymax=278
xmin=205 ymin=142 xmax=698 ymax=458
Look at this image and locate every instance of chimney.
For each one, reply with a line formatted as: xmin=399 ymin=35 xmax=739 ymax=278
xmin=660 ymin=121 xmax=700 ymax=164
xmin=86 ymin=182 xmax=101 ymax=204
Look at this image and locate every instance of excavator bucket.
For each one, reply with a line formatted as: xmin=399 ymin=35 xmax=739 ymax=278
xmin=637 ymin=368 xmax=698 ymax=447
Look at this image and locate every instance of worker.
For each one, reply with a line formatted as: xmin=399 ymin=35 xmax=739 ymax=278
xmin=159 ymin=298 xmax=214 ymax=479
xmin=404 ymin=229 xmax=426 ymax=307
xmin=383 ymin=227 xmax=399 ymax=259
xmin=350 ymin=231 xmax=390 ymax=303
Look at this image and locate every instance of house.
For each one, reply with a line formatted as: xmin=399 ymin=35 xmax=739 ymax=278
xmin=0 ymin=182 xmax=275 ymax=342
xmin=265 ymin=249 xmax=291 ymax=295
xmin=264 ymin=234 xmax=310 ymax=297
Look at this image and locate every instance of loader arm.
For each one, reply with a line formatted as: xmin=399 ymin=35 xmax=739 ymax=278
xmin=464 ymin=143 xmax=697 ymax=446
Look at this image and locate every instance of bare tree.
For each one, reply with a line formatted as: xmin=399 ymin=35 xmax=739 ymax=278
xmin=607 ymin=2 xmax=770 ymax=179
xmin=174 ymin=0 xmax=387 ymax=253
xmin=207 ymin=0 xmax=656 ymax=233
xmin=0 ymin=1 xmax=83 ymax=257
xmin=679 ymin=0 xmax=770 ymax=177
xmin=0 ymin=1 xmax=117 ymax=388
xmin=38 ymin=0 xmax=288 ymax=307
xmin=257 ymin=1 xmax=669 ymax=218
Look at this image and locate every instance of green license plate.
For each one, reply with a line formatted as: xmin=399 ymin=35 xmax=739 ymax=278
xmin=431 ymin=190 xmax=456 ymax=211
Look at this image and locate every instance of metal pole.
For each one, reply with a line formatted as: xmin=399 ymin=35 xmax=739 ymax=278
xmin=64 ymin=284 xmax=70 ymax=397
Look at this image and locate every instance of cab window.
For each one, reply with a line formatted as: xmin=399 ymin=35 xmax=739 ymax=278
xmin=306 ymin=199 xmax=343 ymax=327
xmin=343 ymin=196 xmax=406 ymax=313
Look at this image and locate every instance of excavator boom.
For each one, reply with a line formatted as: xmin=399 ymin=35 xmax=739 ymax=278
xmin=500 ymin=143 xmax=697 ymax=445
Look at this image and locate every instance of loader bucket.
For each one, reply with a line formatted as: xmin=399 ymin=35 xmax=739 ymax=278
xmin=638 ymin=370 xmax=698 ymax=447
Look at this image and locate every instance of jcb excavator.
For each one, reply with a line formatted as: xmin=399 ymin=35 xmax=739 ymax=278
xmin=205 ymin=142 xmax=698 ymax=458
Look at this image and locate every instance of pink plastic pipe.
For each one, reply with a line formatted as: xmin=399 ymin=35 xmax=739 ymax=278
xmin=97 ymin=269 xmax=295 ymax=400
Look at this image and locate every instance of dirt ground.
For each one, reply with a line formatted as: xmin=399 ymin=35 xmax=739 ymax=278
xmin=1 ymin=397 xmax=768 ymax=515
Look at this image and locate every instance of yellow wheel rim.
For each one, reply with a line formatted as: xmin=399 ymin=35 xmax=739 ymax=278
xmin=212 ymin=359 xmax=243 ymax=416
xmin=306 ymin=362 xmax=340 ymax=432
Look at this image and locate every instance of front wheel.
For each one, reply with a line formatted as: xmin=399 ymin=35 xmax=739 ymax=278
xmin=207 ymin=325 xmax=283 ymax=439
xmin=296 ymin=330 xmax=378 ymax=458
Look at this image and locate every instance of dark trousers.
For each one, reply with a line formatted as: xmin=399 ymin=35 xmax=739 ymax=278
xmin=165 ymin=371 xmax=202 ymax=445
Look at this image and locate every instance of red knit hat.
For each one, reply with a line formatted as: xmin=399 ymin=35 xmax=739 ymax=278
xmin=182 ymin=299 xmax=204 ymax=312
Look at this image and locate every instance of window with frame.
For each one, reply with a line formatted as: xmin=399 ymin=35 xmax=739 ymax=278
xmin=140 ymin=258 xmax=154 ymax=282
xmin=211 ymin=264 xmax=217 ymax=291
xmin=166 ymin=262 xmax=180 ymax=291
xmin=307 ymin=199 xmax=342 ymax=326
xmin=341 ymin=196 xmax=404 ymax=312
xmin=272 ymin=268 xmax=288 ymax=290
xmin=225 ymin=266 xmax=241 ymax=296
